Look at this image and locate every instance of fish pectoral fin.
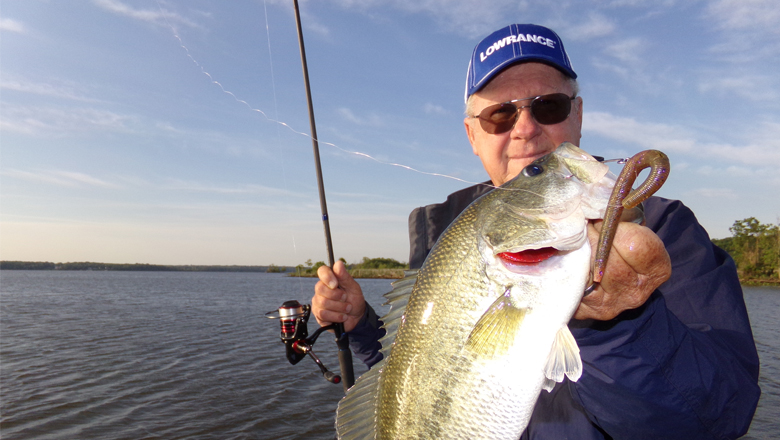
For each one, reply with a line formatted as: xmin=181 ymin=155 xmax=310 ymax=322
xmin=465 ymin=290 xmax=527 ymax=358
xmin=542 ymin=378 xmax=557 ymax=393
xmin=543 ymin=326 xmax=582 ymax=390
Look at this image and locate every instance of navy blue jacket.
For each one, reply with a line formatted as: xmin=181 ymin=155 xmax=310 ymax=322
xmin=348 ymin=186 xmax=760 ymax=440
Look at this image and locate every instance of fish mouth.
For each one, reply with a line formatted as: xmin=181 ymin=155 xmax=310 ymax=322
xmin=497 ymin=248 xmax=558 ymax=266
xmin=491 ymin=230 xmax=588 ymax=274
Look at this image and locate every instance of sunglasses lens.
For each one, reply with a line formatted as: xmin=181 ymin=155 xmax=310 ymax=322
xmin=476 ymin=94 xmax=573 ymax=134
xmin=531 ymin=94 xmax=571 ymax=125
xmin=479 ymin=103 xmax=518 ymax=134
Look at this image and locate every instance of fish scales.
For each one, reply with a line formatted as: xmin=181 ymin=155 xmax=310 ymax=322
xmin=379 ymin=205 xmax=487 ymax=436
xmin=337 ymin=143 xmax=617 ymax=439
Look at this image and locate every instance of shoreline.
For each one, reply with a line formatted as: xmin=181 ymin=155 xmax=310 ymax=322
xmin=740 ymin=278 xmax=780 ymax=287
xmin=2 ymin=261 xmax=776 ymax=285
xmin=288 ymin=268 xmax=407 ymax=279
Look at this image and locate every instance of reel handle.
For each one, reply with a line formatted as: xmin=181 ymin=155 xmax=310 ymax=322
xmin=323 ymin=371 xmax=341 ymax=384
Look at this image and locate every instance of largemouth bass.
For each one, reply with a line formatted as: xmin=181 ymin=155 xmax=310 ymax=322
xmin=336 ymin=143 xmax=623 ymax=439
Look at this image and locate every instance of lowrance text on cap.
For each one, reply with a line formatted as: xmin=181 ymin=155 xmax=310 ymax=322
xmin=465 ymin=24 xmax=576 ymax=102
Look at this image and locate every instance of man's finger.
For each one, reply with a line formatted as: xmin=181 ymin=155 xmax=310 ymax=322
xmin=314 ymin=308 xmax=348 ymax=326
xmin=317 ymin=264 xmax=339 ymax=289
xmin=332 ymin=260 xmax=360 ymax=290
xmin=318 ymin=296 xmax=352 ymax=315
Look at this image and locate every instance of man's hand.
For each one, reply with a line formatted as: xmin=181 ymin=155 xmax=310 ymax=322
xmin=574 ymin=220 xmax=672 ymax=321
xmin=312 ymin=260 xmax=367 ymax=332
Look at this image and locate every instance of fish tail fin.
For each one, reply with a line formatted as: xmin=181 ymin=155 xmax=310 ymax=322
xmin=542 ymin=326 xmax=582 ymax=392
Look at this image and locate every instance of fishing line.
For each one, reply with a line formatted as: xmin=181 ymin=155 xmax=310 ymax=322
xmin=261 ymin=0 xmax=306 ymax=293
xmin=154 ymin=1 xmax=480 ymax=187
xmin=155 ymin=3 xmax=635 ymax=200
xmin=156 ymin=0 xmax=314 ymax=288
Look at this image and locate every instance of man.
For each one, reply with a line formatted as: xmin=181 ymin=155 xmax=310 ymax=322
xmin=313 ymin=24 xmax=759 ymax=439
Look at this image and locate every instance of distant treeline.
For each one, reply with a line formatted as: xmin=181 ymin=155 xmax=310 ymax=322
xmin=292 ymin=257 xmax=408 ymax=278
xmin=712 ymin=217 xmax=779 ymax=285
xmin=0 ymin=261 xmax=293 ymax=273
xmin=6 ymin=219 xmax=776 ymax=285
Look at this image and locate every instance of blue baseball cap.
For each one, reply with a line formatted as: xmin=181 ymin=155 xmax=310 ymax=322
xmin=465 ymin=24 xmax=576 ymax=103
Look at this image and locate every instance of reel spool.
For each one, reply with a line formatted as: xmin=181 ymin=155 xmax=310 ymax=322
xmin=266 ymin=300 xmax=341 ymax=384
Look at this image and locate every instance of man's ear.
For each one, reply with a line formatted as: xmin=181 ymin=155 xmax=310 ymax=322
xmin=573 ymin=97 xmax=583 ymax=145
xmin=464 ymin=117 xmax=480 ymax=156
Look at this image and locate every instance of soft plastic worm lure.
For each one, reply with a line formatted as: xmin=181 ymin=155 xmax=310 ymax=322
xmin=585 ymin=150 xmax=670 ymax=295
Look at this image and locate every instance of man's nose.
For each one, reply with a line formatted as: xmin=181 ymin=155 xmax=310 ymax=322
xmin=510 ymin=107 xmax=542 ymax=139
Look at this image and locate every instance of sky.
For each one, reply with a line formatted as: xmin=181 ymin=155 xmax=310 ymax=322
xmin=1 ymin=0 xmax=779 ymax=266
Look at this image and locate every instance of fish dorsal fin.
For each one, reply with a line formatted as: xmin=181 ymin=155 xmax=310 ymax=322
xmin=465 ymin=289 xmax=527 ymax=358
xmin=336 ymin=358 xmax=384 ymax=439
xmin=336 ymin=271 xmax=420 ymax=440
xmin=542 ymin=326 xmax=582 ymax=392
xmin=377 ymin=270 xmax=418 ymax=359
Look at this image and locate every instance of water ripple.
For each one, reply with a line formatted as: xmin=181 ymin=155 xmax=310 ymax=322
xmin=0 ymin=272 xmax=775 ymax=439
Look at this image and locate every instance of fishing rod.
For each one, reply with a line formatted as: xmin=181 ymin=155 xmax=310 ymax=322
xmin=266 ymin=0 xmax=355 ymax=393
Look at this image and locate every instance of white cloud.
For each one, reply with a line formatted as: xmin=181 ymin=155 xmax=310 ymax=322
xmin=310 ymin=0 xmax=523 ymax=38
xmin=673 ymin=162 xmax=690 ymax=171
xmin=423 ymin=102 xmax=448 ymax=115
xmin=162 ymin=179 xmax=306 ymax=198
xmin=684 ymin=187 xmax=739 ymax=200
xmin=260 ymin=0 xmax=330 ymax=36
xmin=337 ymin=107 xmax=384 ymax=126
xmin=697 ymin=72 xmax=779 ymax=102
xmin=319 ymin=0 xmax=687 ymax=41
xmin=584 ymin=111 xmax=696 ymax=152
xmin=604 ymin=37 xmax=645 ymax=64
xmin=565 ymin=13 xmax=617 ymax=40
xmin=696 ymin=2 xmax=780 ymax=110
xmin=0 ymin=78 xmax=97 ymax=102
xmin=583 ymin=111 xmax=780 ymax=167
xmin=589 ymin=37 xmax=662 ymax=89
xmin=724 ymin=166 xmax=752 ymax=177
xmin=706 ymin=141 xmax=780 ymax=168
xmin=705 ymin=0 xmax=780 ymax=31
xmin=745 ymin=120 xmax=780 ymax=146
xmin=92 ymin=0 xmax=200 ymax=29
xmin=703 ymin=0 xmax=780 ymax=62
xmin=2 ymin=169 xmax=121 ymax=189
xmin=1 ymin=168 xmax=306 ymax=198
xmin=0 ymin=18 xmax=26 ymax=33
xmin=0 ymin=105 xmax=135 ymax=135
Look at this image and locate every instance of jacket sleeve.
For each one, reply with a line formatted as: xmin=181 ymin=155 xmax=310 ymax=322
xmin=568 ymin=198 xmax=760 ymax=440
xmin=346 ymin=303 xmax=385 ymax=368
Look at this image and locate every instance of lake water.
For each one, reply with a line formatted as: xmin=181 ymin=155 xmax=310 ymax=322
xmin=0 ymin=271 xmax=777 ymax=439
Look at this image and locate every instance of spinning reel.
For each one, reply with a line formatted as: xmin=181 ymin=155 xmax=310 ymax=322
xmin=266 ymin=300 xmax=342 ymax=384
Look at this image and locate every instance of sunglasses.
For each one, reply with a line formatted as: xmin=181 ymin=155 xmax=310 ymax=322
xmin=472 ymin=93 xmax=575 ymax=134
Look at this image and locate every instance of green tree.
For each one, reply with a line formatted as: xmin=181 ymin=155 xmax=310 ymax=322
xmin=726 ymin=217 xmax=779 ymax=280
xmin=267 ymin=264 xmax=284 ymax=273
xmin=354 ymin=257 xmax=407 ymax=269
xmin=0 ymin=261 xmax=56 ymax=270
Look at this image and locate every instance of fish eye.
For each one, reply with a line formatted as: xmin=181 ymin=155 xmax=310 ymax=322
xmin=522 ymin=164 xmax=544 ymax=177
